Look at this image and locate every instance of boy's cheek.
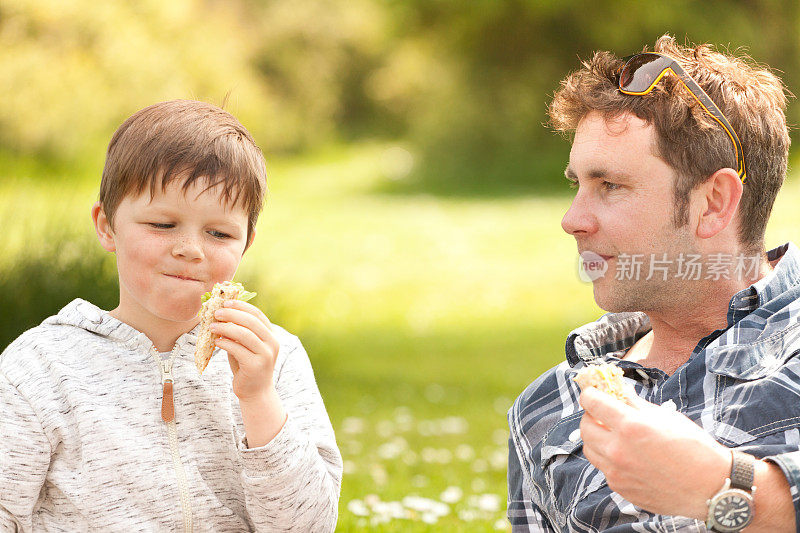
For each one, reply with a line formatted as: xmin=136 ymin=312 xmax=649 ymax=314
xmin=212 ymin=247 xmax=247 ymax=280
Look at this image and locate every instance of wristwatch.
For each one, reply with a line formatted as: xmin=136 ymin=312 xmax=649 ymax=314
xmin=706 ymin=450 xmax=756 ymax=532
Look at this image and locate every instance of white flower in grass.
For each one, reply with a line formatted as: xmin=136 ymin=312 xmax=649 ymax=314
xmin=364 ymin=494 xmax=381 ymax=506
xmin=343 ymin=460 xmax=358 ymax=474
xmin=369 ymin=463 xmax=387 ymax=486
xmin=421 ymin=447 xmax=453 ymax=464
xmin=424 ymin=384 xmax=446 ymax=403
xmin=377 ymin=420 xmax=395 ymax=438
xmin=394 ymin=406 xmax=414 ymax=430
xmin=493 ymin=428 xmax=508 ymax=445
xmin=440 ymin=486 xmax=463 ymax=504
xmin=377 ymin=436 xmax=407 ymax=460
xmin=347 ymin=500 xmax=369 ymax=517
xmin=471 ymin=478 xmax=487 ymax=492
xmin=402 ymin=496 xmax=449 ymax=517
xmin=471 ymin=493 xmax=501 ymax=513
xmin=373 ymin=500 xmax=407 ymax=520
xmin=370 ymin=514 xmax=390 ymax=525
xmin=455 ymin=444 xmax=475 ymax=461
xmin=489 ymin=448 xmax=507 ymax=470
xmin=494 ymin=518 xmax=510 ymax=530
xmin=411 ymin=475 xmax=428 ymax=487
xmin=402 ymin=450 xmax=418 ymax=465
xmin=472 ymin=458 xmax=488 ymax=472
xmin=458 ymin=509 xmax=478 ymax=521
xmin=421 ymin=447 xmax=437 ymax=463
xmin=441 ymin=417 xmax=469 ymax=434
xmin=421 ymin=513 xmax=439 ymax=524
xmin=341 ymin=417 xmax=365 ymax=434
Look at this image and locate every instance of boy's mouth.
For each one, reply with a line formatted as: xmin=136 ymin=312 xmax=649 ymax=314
xmin=164 ymin=273 xmax=203 ymax=283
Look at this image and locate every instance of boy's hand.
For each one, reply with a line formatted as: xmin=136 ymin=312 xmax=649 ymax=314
xmin=210 ymin=299 xmax=287 ymax=447
xmin=210 ymin=299 xmax=280 ymax=402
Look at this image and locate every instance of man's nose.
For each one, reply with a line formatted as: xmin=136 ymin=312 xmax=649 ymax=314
xmin=172 ymin=234 xmax=204 ymax=261
xmin=561 ymin=190 xmax=598 ymax=236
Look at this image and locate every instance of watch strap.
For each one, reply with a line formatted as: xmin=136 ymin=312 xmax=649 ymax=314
xmin=730 ymin=450 xmax=754 ymax=491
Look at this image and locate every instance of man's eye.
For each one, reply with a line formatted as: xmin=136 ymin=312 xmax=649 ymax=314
xmin=602 ymin=181 xmax=620 ymax=191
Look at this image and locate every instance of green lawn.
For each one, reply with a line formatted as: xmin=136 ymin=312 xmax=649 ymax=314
xmin=1 ymin=143 xmax=798 ymax=531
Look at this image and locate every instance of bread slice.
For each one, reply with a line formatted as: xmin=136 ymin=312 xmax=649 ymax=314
xmin=574 ymin=362 xmax=627 ymax=401
xmin=194 ymin=281 xmax=255 ymax=374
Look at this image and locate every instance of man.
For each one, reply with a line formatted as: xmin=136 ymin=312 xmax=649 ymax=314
xmin=508 ymin=35 xmax=800 ymax=532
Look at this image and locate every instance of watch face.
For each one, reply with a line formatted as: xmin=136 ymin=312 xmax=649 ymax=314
xmin=712 ymin=493 xmax=753 ymax=531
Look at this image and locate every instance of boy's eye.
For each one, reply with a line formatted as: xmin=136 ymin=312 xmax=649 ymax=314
xmin=208 ymin=230 xmax=233 ymax=239
xmin=148 ymin=223 xmax=174 ymax=229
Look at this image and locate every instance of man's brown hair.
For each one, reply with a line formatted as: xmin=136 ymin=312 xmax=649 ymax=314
xmin=549 ymin=35 xmax=790 ymax=255
xmin=99 ymin=99 xmax=267 ymax=243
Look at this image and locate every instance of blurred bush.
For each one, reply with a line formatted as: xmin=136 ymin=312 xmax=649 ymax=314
xmin=0 ymin=231 xmax=118 ymax=349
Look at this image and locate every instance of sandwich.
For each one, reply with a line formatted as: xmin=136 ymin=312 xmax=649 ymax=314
xmin=574 ymin=362 xmax=627 ymax=401
xmin=194 ymin=281 xmax=256 ymax=374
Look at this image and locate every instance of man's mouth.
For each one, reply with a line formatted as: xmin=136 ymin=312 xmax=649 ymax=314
xmin=580 ymin=251 xmax=615 ymax=260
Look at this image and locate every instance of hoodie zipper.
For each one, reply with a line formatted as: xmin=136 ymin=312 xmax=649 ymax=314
xmin=151 ymin=348 xmax=194 ymax=532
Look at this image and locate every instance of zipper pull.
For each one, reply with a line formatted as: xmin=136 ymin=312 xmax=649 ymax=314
xmin=159 ymin=357 xmax=175 ymax=423
xmin=162 ymin=379 xmax=175 ymax=422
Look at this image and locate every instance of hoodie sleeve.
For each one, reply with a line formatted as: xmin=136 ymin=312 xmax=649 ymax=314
xmin=236 ymin=338 xmax=342 ymax=532
xmin=0 ymin=368 xmax=52 ymax=533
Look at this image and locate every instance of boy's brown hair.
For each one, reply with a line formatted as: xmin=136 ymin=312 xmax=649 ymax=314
xmin=99 ymin=100 xmax=267 ymax=243
xmin=549 ymin=35 xmax=791 ymax=255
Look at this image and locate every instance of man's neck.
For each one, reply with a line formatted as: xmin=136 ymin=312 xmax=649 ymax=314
xmin=624 ymin=317 xmax=721 ymax=375
xmin=624 ymin=256 xmax=774 ymax=375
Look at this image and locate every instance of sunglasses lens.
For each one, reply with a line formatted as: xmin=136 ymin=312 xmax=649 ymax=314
xmin=619 ymin=54 xmax=673 ymax=93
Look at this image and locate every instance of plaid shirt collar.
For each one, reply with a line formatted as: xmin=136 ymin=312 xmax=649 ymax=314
xmin=565 ymin=242 xmax=800 ymax=379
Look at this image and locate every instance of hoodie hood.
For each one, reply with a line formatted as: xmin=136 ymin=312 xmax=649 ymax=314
xmin=42 ymin=299 xmax=199 ymax=354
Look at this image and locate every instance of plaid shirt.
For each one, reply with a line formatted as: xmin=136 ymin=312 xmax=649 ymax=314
xmin=508 ymin=242 xmax=800 ymax=532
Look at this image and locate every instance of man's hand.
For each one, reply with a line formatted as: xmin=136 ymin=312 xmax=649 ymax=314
xmin=579 ymin=386 xmax=730 ymax=519
xmin=211 ymin=299 xmax=286 ymax=447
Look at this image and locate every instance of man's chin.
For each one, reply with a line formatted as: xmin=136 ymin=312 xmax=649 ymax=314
xmin=592 ymin=284 xmax=638 ymax=313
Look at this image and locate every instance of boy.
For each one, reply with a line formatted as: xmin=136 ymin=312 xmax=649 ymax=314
xmin=0 ymin=100 xmax=342 ymax=532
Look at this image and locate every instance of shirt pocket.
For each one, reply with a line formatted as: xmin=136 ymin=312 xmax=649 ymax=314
xmin=539 ymin=412 xmax=608 ymax=518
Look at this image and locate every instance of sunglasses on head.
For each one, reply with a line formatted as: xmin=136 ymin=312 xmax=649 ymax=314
xmin=617 ymin=52 xmax=747 ymax=183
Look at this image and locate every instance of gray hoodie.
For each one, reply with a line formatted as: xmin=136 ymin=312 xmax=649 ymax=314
xmin=0 ymin=299 xmax=342 ymax=532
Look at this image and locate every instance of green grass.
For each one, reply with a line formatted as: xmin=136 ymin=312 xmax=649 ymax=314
xmin=1 ymin=142 xmax=798 ymax=531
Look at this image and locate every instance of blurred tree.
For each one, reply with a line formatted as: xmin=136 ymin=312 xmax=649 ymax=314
xmin=372 ymin=0 xmax=799 ymax=194
xmin=0 ymin=0 xmax=797 ymax=193
xmin=0 ymin=0 xmax=267 ymax=158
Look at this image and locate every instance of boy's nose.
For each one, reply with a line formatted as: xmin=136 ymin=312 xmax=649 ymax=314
xmin=561 ymin=190 xmax=598 ymax=237
xmin=172 ymin=237 xmax=204 ymax=261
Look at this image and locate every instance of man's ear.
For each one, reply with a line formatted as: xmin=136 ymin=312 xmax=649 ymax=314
xmin=695 ymin=168 xmax=743 ymax=240
xmin=92 ymin=202 xmax=116 ymax=252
